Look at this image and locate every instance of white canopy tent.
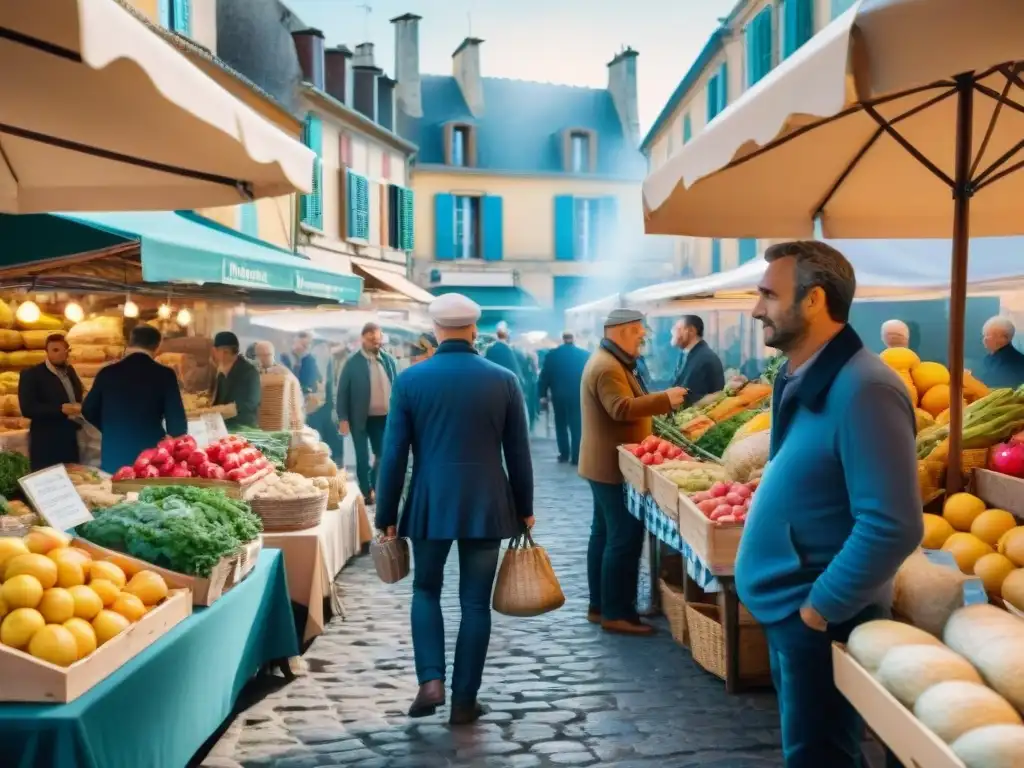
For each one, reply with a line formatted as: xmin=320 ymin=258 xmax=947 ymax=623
xmin=248 ymin=309 xmax=431 ymax=338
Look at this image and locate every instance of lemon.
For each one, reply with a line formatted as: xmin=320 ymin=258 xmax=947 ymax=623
xmin=91 ymin=609 xmax=130 ymax=646
xmin=0 ymin=607 xmax=45 ymax=648
xmin=22 ymin=527 xmax=69 ymax=555
xmin=28 ymin=624 xmax=78 ymax=667
xmin=50 ymin=548 xmax=91 ymax=578
xmin=0 ymin=537 xmax=29 ymax=569
xmin=973 ymin=553 xmax=1017 ymax=598
xmin=54 ymin=559 xmax=85 ymax=589
xmin=1 ymin=574 xmax=43 ymax=609
xmin=922 ymin=514 xmax=955 ymax=549
xmin=942 ymin=532 xmax=995 ymax=574
xmin=87 ymin=579 xmax=119 ymax=608
xmin=112 ymin=593 xmax=146 ymax=622
xmin=67 ymin=585 xmax=104 ymax=620
xmin=4 ymin=553 xmax=58 ymax=588
xmin=62 ymin=617 xmax=97 ymax=660
xmin=971 ymin=509 xmax=1019 ymax=549
xmin=124 ymin=571 xmax=168 ymax=606
xmin=943 ymin=493 xmax=987 ymax=533
xmin=38 ymin=588 xmax=75 ymax=624
xmin=0 ymin=596 xmax=7 ymax=620
xmin=89 ymin=561 xmax=126 ymax=589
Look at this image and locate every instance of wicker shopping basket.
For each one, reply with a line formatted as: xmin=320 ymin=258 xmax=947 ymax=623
xmin=685 ymin=601 xmax=771 ymax=683
xmin=250 ymin=492 xmax=327 ymax=532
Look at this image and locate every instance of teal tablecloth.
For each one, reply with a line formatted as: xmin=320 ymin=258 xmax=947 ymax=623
xmin=0 ymin=549 xmax=299 ymax=768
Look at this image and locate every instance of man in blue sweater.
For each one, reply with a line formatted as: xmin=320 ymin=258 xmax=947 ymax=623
xmin=734 ymin=241 xmax=922 ymax=768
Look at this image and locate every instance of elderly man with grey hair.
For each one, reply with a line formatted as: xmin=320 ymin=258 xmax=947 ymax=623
xmin=253 ymin=341 xmax=291 ymax=375
xmin=735 ymin=240 xmax=922 ymax=767
xmin=978 ymin=316 xmax=1024 ymax=388
xmin=880 ymin=319 xmax=910 ymax=349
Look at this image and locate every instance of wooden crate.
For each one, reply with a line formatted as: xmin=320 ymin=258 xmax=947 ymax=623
xmin=184 ymin=403 xmax=237 ymax=420
xmin=971 ymin=468 xmax=1024 ymax=518
xmin=648 ymin=468 xmax=681 ymax=522
xmin=676 ymin=494 xmax=742 ymax=576
xmin=618 ymin=446 xmax=648 ymax=493
xmin=833 ymin=644 xmax=965 ymax=768
xmin=0 ymin=589 xmax=191 ymax=703
xmin=72 ymin=538 xmax=238 ymax=607
xmin=112 ymin=466 xmax=272 ymax=500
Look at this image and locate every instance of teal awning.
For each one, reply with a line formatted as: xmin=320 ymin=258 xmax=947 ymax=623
xmin=49 ymin=211 xmax=363 ymax=304
xmin=430 ymin=285 xmax=539 ymax=311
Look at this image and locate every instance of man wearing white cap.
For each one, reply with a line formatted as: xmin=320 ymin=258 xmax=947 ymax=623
xmin=578 ymin=308 xmax=686 ymax=635
xmin=880 ymin=319 xmax=910 ymax=349
xmin=375 ymin=292 xmax=535 ymax=726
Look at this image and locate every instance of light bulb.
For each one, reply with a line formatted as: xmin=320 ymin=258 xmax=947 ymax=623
xmin=157 ymin=303 xmax=172 ymax=320
xmin=64 ymin=302 xmax=84 ymax=323
xmin=15 ymin=301 xmax=40 ymax=325
xmin=176 ymin=308 xmax=192 ymax=326
xmin=123 ymin=299 xmax=139 ymax=319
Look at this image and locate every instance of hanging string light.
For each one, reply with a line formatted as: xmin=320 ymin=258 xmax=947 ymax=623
xmin=123 ymin=295 xmax=139 ymax=319
xmin=15 ymin=300 xmax=40 ymax=325
xmin=64 ymin=302 xmax=85 ymax=323
xmin=176 ymin=308 xmax=192 ymax=326
xmin=157 ymin=303 xmax=172 ymax=320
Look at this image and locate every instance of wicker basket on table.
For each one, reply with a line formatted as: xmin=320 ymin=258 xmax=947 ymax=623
xmin=659 ymin=579 xmax=688 ymax=647
xmin=250 ymin=492 xmax=328 ymax=532
xmin=685 ymin=601 xmax=771 ymax=682
xmin=258 ymin=373 xmax=305 ymax=431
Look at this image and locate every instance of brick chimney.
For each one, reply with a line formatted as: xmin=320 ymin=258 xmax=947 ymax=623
xmin=324 ymin=45 xmax=353 ymax=106
xmin=607 ymin=47 xmax=640 ymax=147
xmin=452 ymin=37 xmax=484 ymax=117
xmin=291 ymin=28 xmax=325 ymax=91
xmin=377 ymin=75 xmax=396 ymax=131
xmin=391 ymin=13 xmax=422 ymax=118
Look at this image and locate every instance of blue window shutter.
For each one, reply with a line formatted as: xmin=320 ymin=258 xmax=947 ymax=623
xmin=158 ymin=0 xmax=170 ymax=27
xmin=758 ymin=9 xmax=774 ymax=79
xmin=434 ymin=194 xmax=456 ymax=260
xmin=354 ymin=174 xmax=369 ymax=239
xmin=399 ymin=188 xmax=415 ymax=251
xmin=706 ymin=75 xmax=719 ymax=121
xmin=301 ymin=115 xmax=323 ymax=229
xmin=171 ymin=0 xmax=191 ymax=35
xmin=738 ymin=238 xmax=757 ymax=264
xmin=481 ymin=196 xmax=504 ymax=261
xmin=748 ymin=9 xmax=774 ymax=86
xmin=745 ymin=21 xmax=758 ymax=88
xmin=554 ymin=195 xmax=576 ymax=261
xmin=718 ymin=62 xmax=729 ymax=110
xmin=785 ymin=0 xmax=813 ymax=58
xmin=240 ymin=203 xmax=258 ymax=237
xmin=711 ymin=239 xmax=722 ymax=273
xmin=682 ymin=115 xmax=692 ymax=143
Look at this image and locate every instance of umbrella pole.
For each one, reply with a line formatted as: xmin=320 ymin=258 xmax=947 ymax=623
xmin=945 ymin=75 xmax=974 ymax=494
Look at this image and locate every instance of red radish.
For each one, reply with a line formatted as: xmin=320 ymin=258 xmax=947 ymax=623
xmin=152 ymin=447 xmax=171 ymax=465
xmin=641 ymin=436 xmax=660 ymax=452
xmin=226 ymin=468 xmax=245 ymax=482
xmin=138 ymin=448 xmax=158 ymax=463
xmin=208 ymin=466 xmax=226 ymax=480
xmin=731 ymin=505 xmax=747 ymax=517
xmin=697 ymin=499 xmax=719 ymax=515
xmin=112 ymin=467 xmax=136 ymax=481
xmin=989 ymin=442 xmax=1024 ymax=477
xmin=709 ymin=482 xmax=729 ymax=498
xmin=641 ymin=454 xmax=655 ymax=465
xmin=157 ymin=460 xmax=177 ymax=478
xmin=691 ymin=491 xmax=711 ymax=503
xmin=170 ymin=463 xmax=191 ymax=478
xmin=725 ymin=492 xmax=743 ymax=506
xmin=187 ymin=450 xmax=208 ymax=468
xmin=206 ymin=444 xmax=224 ymax=463
xmin=732 ymin=485 xmax=752 ymax=499
xmin=157 ymin=438 xmax=176 ymax=453
xmin=710 ymin=505 xmax=732 ymax=520
xmin=176 ymin=435 xmax=197 ymax=450
xmin=221 ymin=453 xmax=241 ymax=471
xmin=133 ymin=457 xmax=151 ymax=474
xmin=632 ymin=445 xmax=646 ymax=458
xmin=650 ymin=453 xmax=665 ymax=465
xmin=139 ymin=464 xmax=160 ymax=479
xmin=238 ymin=447 xmax=260 ymax=464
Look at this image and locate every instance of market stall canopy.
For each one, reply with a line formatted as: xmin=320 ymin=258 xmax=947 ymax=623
xmin=642 ymin=0 xmax=1024 ymax=239
xmin=249 ymin=309 xmax=430 ymax=337
xmin=0 ymin=0 xmax=315 ymax=213
xmin=0 ymin=211 xmax=363 ymax=305
xmin=351 ymin=260 xmax=435 ymax=304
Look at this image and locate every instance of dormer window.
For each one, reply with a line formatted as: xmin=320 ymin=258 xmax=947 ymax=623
xmin=563 ymin=128 xmax=597 ymax=173
xmin=444 ymin=122 xmax=477 ymax=167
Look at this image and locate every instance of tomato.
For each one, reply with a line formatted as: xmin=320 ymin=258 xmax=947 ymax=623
xmin=238 ymin=447 xmax=260 ymax=464
xmin=205 ymin=444 xmax=223 ymax=463
xmin=139 ymin=464 xmax=160 ymax=479
xmin=112 ymin=467 xmax=135 ymax=481
xmin=133 ymin=457 xmax=151 ymax=474
xmin=176 ymin=435 xmax=197 ymax=450
xmin=226 ymin=468 xmax=245 ymax=482
xmin=658 ymin=441 xmax=673 ymax=454
xmin=207 ymin=465 xmax=226 ymax=480
xmin=631 ymin=445 xmax=646 ymax=458
xmin=640 ymin=453 xmax=655 ymax=465
xmin=157 ymin=438 xmax=176 ymax=454
xmin=649 ymin=453 xmax=664 ymax=465
xmin=220 ymin=453 xmax=241 ymax=471
xmin=156 ymin=459 xmax=177 ymax=477
xmin=170 ymin=463 xmax=192 ymax=478
xmin=152 ymin=447 xmax=172 ymax=465
xmin=186 ymin=450 xmax=208 ymax=467
xmin=641 ymin=436 xmax=660 ymax=452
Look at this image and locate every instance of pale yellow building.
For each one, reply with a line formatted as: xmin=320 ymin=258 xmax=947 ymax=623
xmin=389 ymin=13 xmax=669 ymax=331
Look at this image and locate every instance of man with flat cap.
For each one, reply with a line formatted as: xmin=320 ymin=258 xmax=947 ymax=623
xmin=375 ymin=292 xmax=534 ymax=726
xmin=211 ymin=331 xmax=262 ymax=430
xmin=579 ymin=308 xmax=686 ymax=635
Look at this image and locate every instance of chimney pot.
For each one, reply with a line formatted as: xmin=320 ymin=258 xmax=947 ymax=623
xmin=391 ymin=13 xmax=422 ymax=118
xmin=607 ymin=46 xmax=640 ymax=146
xmin=452 ymin=37 xmax=484 ymax=117
xmin=292 ymin=28 xmax=326 ymax=91
xmin=353 ymin=42 xmax=376 ymax=68
xmin=377 ymin=75 xmax=396 ymax=131
xmin=353 ymin=64 xmax=383 ymax=122
xmin=324 ymin=45 xmax=353 ymax=106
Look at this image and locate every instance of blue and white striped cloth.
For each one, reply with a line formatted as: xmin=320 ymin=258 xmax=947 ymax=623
xmin=625 ymin=485 xmax=721 ymax=592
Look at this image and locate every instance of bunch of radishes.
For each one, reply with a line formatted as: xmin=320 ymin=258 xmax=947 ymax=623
xmin=625 ymin=436 xmax=692 ymax=466
xmin=690 ymin=481 xmax=757 ymax=525
xmin=112 ymin=435 xmax=270 ymax=483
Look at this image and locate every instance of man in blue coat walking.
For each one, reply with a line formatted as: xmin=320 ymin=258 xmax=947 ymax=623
xmin=538 ymin=330 xmax=589 ymax=464
xmin=484 ymin=323 xmax=523 ymax=383
xmin=375 ymin=293 xmax=535 ymax=727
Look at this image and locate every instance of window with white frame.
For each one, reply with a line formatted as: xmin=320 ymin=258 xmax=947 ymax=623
xmin=452 ymin=127 xmax=469 ymax=167
xmin=454 ymin=195 xmax=480 ymax=259
xmin=570 ymin=132 xmax=591 ymax=173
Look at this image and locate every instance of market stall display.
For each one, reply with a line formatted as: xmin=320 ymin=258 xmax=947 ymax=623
xmin=244 ymin=472 xmax=328 ymax=532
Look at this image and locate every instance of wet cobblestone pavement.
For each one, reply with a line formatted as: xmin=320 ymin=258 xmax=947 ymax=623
xmin=201 ymin=438 xmax=782 ymax=768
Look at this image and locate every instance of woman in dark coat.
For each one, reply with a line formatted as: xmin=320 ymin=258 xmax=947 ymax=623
xmin=18 ymin=334 xmax=84 ymax=470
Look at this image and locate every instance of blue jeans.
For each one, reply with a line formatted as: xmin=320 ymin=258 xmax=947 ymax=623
xmin=411 ymin=539 xmax=501 ymax=704
xmin=587 ymin=481 xmax=644 ymax=621
xmin=764 ymin=603 xmax=888 ymax=768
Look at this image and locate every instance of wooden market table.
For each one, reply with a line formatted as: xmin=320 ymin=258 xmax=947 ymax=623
xmin=0 ymin=550 xmax=299 ymax=768
xmin=261 ymin=483 xmax=372 ymax=644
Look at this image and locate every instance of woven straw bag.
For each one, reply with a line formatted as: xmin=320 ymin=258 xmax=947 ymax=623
xmin=370 ymin=536 xmax=410 ymax=584
xmin=493 ymin=531 xmax=565 ymax=617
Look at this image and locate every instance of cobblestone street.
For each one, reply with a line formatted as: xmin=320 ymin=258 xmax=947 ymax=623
xmin=202 ymin=438 xmax=782 ymax=768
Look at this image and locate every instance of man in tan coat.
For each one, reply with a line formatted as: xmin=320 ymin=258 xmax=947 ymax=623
xmin=578 ymin=309 xmax=686 ymax=635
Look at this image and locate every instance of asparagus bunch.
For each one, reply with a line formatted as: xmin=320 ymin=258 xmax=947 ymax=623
xmin=916 ymin=386 xmax=1024 ymax=460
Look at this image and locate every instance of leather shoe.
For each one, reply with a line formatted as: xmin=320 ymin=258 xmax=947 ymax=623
xmin=586 ymin=608 xmax=602 ymax=624
xmin=601 ymin=618 xmax=656 ymax=636
xmin=450 ymin=700 xmax=486 ymax=726
xmin=408 ymin=680 xmax=445 ymax=718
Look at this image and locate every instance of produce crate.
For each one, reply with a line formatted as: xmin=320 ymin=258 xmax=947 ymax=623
xmin=184 ymin=403 xmax=237 ymax=420
xmin=0 ymin=589 xmax=191 ymax=703
xmin=970 ymin=468 xmax=1024 ymax=518
xmin=111 ymin=466 xmax=272 ymax=500
xmin=832 ymin=644 xmax=965 ymax=768
xmin=686 ymin=601 xmax=770 ymax=685
xmin=224 ymin=537 xmax=263 ymax=590
xmin=676 ymin=494 xmax=742 ymax=575
xmin=648 ymin=468 xmax=681 ymax=522
xmin=72 ymin=538 xmax=236 ymax=607
xmin=617 ymin=446 xmax=648 ymax=493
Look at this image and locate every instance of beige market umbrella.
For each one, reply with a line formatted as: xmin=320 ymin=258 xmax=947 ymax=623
xmin=643 ymin=0 xmax=1024 ymax=490
xmin=0 ymin=0 xmax=315 ymax=213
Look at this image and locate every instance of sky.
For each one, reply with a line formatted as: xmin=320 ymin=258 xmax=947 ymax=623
xmin=286 ymin=0 xmax=736 ymax=136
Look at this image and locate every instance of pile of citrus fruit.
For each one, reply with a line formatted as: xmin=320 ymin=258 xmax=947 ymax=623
xmin=0 ymin=527 xmax=169 ymax=667
xmin=922 ymin=492 xmax=1024 ymax=611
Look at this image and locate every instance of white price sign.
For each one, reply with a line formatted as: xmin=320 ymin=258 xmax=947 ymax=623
xmin=203 ymin=413 xmax=228 ymax=442
xmin=18 ymin=465 xmax=94 ymax=532
xmin=187 ymin=419 xmax=210 ymax=448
